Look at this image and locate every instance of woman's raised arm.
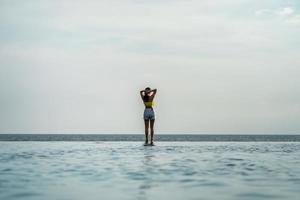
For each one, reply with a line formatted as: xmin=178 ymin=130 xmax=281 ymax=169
xmin=151 ymin=89 xmax=157 ymax=97
xmin=140 ymin=90 xmax=145 ymax=99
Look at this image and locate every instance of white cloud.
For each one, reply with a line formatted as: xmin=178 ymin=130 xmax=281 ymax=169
xmin=255 ymin=9 xmax=271 ymax=16
xmin=286 ymin=14 xmax=300 ymax=24
xmin=276 ymin=7 xmax=294 ymax=16
xmin=255 ymin=7 xmax=295 ymax=18
xmin=255 ymin=6 xmax=300 ymax=25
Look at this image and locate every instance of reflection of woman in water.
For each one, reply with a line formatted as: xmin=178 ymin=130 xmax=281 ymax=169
xmin=140 ymin=87 xmax=157 ymax=145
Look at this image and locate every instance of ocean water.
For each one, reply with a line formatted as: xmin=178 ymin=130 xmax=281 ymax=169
xmin=1 ymin=134 xmax=300 ymax=141
xmin=1 ymin=141 xmax=300 ymax=200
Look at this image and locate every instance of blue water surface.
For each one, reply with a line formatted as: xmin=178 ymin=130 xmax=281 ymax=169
xmin=0 ymin=142 xmax=300 ymax=200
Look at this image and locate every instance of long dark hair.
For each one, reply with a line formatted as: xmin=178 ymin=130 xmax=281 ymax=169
xmin=143 ymin=93 xmax=150 ymax=102
xmin=143 ymin=87 xmax=151 ymax=101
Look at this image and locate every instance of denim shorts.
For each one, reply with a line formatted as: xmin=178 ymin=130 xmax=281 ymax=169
xmin=143 ymin=108 xmax=155 ymax=120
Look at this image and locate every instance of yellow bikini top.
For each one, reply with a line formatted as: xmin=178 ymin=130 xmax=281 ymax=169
xmin=144 ymin=101 xmax=154 ymax=107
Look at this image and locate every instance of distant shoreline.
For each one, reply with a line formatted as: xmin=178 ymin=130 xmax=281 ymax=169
xmin=0 ymin=134 xmax=300 ymax=142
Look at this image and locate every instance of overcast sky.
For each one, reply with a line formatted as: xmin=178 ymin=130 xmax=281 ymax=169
xmin=0 ymin=0 xmax=300 ymax=134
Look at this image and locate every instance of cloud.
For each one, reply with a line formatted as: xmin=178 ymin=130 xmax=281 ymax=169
xmin=255 ymin=7 xmax=295 ymax=18
xmin=276 ymin=7 xmax=294 ymax=16
xmin=255 ymin=6 xmax=300 ymax=25
xmin=255 ymin=9 xmax=271 ymax=17
xmin=286 ymin=14 xmax=300 ymax=24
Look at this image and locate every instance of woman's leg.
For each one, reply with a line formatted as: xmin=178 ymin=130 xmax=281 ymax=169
xmin=150 ymin=119 xmax=155 ymax=144
xmin=144 ymin=119 xmax=149 ymax=144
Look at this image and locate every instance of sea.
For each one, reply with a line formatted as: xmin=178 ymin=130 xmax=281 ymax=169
xmin=0 ymin=134 xmax=300 ymax=200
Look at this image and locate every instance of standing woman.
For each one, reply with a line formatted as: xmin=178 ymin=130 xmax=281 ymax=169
xmin=140 ymin=87 xmax=157 ymax=145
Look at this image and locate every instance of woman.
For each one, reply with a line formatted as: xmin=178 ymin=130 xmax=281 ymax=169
xmin=140 ymin=87 xmax=157 ymax=145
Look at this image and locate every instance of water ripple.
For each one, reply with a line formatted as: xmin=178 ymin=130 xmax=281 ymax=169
xmin=0 ymin=142 xmax=300 ymax=200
